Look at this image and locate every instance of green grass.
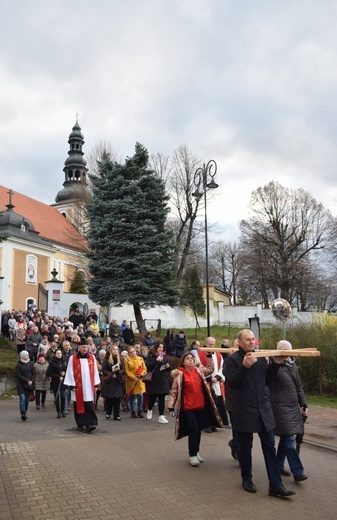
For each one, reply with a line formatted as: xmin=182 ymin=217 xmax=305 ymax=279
xmin=306 ymin=395 xmax=337 ymax=409
xmin=0 ymin=337 xmax=18 ymax=375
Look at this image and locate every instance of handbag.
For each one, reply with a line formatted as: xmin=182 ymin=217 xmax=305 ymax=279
xmin=143 ymin=361 xmax=160 ymax=383
xmin=143 ymin=371 xmax=153 ymax=382
xmin=29 ymin=393 xmax=35 ymax=402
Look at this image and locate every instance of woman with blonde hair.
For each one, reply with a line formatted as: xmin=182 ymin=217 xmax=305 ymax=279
xmin=124 ymin=345 xmax=146 ymax=418
xmin=101 ymin=345 xmax=125 ymax=420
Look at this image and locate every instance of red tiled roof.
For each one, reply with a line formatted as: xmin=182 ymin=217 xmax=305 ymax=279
xmin=0 ymin=185 xmax=87 ymax=251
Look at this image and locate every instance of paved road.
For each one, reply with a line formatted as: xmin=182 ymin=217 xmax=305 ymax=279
xmin=0 ymin=398 xmax=337 ymax=520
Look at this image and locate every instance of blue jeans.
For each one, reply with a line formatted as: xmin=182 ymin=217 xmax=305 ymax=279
xmin=277 ymin=435 xmax=304 ymax=477
xmin=19 ymin=393 xmax=29 ymax=413
xmin=238 ymin=430 xmax=282 ymax=486
xmin=130 ymin=394 xmax=143 ymax=413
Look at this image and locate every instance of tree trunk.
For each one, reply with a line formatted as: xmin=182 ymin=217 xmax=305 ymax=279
xmin=133 ymin=303 xmax=147 ymax=334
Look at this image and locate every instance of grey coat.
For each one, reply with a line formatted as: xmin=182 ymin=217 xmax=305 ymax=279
xmin=268 ymin=360 xmax=306 ymax=436
xmin=34 ymin=361 xmax=49 ymax=391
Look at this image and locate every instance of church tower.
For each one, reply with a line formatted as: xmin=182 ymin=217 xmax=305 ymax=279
xmin=52 ymin=118 xmax=90 ymax=234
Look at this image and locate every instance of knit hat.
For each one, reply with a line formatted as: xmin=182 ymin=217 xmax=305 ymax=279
xmin=277 ymin=340 xmax=292 ymax=350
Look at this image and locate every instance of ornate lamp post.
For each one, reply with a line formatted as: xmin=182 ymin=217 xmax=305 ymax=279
xmin=192 ymin=160 xmax=219 ymax=337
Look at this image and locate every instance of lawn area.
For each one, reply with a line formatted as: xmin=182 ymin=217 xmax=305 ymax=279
xmin=0 ymin=336 xmax=18 ymax=375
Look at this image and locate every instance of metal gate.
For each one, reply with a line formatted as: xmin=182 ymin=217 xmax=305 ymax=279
xmin=38 ymin=283 xmax=48 ymax=312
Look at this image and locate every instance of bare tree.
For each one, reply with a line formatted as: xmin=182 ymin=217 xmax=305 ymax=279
xmin=239 ymin=181 xmax=335 ymax=305
xmin=209 ymin=240 xmax=243 ymax=304
xmin=151 ymin=145 xmax=202 ymax=284
xmin=86 ymin=139 xmax=121 ymax=179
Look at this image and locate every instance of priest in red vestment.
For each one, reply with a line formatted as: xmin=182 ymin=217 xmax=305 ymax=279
xmin=64 ymin=338 xmax=100 ymax=432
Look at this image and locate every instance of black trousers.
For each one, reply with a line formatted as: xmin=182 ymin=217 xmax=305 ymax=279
xmin=183 ymin=409 xmax=205 ymax=457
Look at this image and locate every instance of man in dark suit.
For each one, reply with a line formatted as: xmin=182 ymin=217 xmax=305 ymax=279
xmin=225 ymin=329 xmax=295 ymax=498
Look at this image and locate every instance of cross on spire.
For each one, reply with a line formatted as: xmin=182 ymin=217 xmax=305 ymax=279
xmin=7 ymin=189 xmax=14 ymax=206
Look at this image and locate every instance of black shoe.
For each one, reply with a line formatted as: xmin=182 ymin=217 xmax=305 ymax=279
xmin=114 ymin=416 xmax=121 ymax=421
xmin=131 ymin=412 xmax=137 ymax=418
xmin=41 ymin=403 xmax=45 ymax=408
xmin=137 ymin=411 xmax=144 ymax=418
xmin=105 ymin=414 xmax=110 ymax=419
xmin=21 ymin=413 xmax=27 ymax=422
xmin=62 ymin=412 xmax=67 ymax=417
xmin=57 ymin=412 xmax=62 ymax=418
xmin=269 ymin=484 xmax=296 ymax=497
xmin=294 ymin=474 xmax=308 ymax=482
xmin=280 ymin=467 xmax=291 ymax=477
xmin=36 ymin=406 xmax=40 ymax=410
xmin=203 ymin=427 xmax=212 ymax=433
xmin=242 ymin=480 xmax=257 ymax=493
xmin=86 ymin=425 xmax=96 ymax=433
xmin=210 ymin=426 xmax=218 ymax=432
xmin=228 ymin=440 xmax=238 ymax=460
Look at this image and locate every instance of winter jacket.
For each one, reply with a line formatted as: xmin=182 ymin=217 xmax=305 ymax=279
xmin=124 ymin=355 xmax=146 ymax=395
xmin=224 ymin=347 xmax=280 ymax=433
xmin=34 ymin=361 xmax=49 ymax=391
xmin=101 ymin=357 xmax=125 ymax=399
xmin=173 ymin=335 xmax=187 ymax=357
xmin=168 ymin=366 xmax=222 ymax=440
xmin=47 ymin=356 xmax=67 ymax=393
xmin=268 ymin=360 xmax=306 ymax=436
xmin=144 ymin=353 xmax=170 ymax=395
xmin=15 ymin=360 xmax=35 ymax=394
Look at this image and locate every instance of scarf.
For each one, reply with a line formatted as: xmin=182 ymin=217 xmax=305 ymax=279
xmin=72 ymin=352 xmax=96 ymax=413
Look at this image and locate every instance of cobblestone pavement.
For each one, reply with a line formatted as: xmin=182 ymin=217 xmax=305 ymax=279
xmin=0 ymin=399 xmax=337 ymax=520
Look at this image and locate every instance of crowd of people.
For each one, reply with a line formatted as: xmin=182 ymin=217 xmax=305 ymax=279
xmin=4 ymin=309 xmax=308 ymax=499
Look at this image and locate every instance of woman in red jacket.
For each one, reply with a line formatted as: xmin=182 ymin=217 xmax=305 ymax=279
xmin=168 ymin=352 xmax=222 ymax=466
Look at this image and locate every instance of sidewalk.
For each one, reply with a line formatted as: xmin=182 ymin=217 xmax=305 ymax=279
xmin=0 ymin=399 xmax=336 ymax=520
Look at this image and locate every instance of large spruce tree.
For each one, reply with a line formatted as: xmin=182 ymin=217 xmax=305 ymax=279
xmin=87 ymin=143 xmax=179 ymax=333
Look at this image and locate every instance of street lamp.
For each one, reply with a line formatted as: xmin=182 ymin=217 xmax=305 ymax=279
xmin=192 ymin=160 xmax=219 ymax=337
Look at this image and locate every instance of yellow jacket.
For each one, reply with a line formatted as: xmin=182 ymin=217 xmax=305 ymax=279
xmin=125 ymin=355 xmax=146 ymax=395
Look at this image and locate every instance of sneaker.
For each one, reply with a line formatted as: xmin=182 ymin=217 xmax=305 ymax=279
xmin=114 ymin=416 xmax=121 ymax=421
xmin=196 ymin=453 xmax=204 ymax=463
xmin=147 ymin=410 xmax=153 ymax=420
xmin=158 ymin=415 xmax=168 ymax=424
xmin=189 ymin=456 xmax=200 ymax=467
xmin=105 ymin=414 xmax=110 ymax=419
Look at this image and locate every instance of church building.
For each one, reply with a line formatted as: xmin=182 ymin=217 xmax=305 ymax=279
xmin=0 ymin=120 xmax=90 ymax=311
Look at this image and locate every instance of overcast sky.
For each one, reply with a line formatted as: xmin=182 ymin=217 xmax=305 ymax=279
xmin=1 ymin=0 xmax=337 ymax=242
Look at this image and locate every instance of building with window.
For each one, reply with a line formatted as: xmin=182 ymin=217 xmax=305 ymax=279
xmin=0 ymin=120 xmax=91 ymax=312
